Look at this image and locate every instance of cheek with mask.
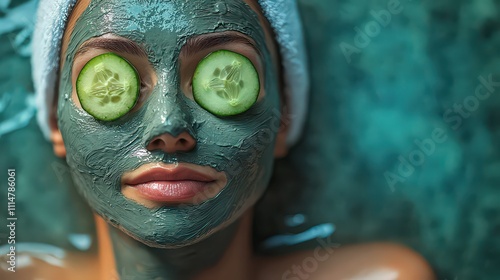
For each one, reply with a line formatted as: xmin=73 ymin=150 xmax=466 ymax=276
xmin=57 ymin=0 xmax=281 ymax=248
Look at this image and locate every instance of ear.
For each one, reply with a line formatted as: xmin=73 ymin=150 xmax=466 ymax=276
xmin=50 ymin=112 xmax=66 ymax=158
xmin=273 ymin=113 xmax=289 ymax=158
xmin=274 ymin=129 xmax=288 ymax=158
xmin=51 ymin=128 xmax=66 ymax=158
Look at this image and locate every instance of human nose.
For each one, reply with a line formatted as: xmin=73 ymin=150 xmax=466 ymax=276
xmin=144 ymin=99 xmax=197 ymax=154
xmin=146 ymin=131 xmax=196 ymax=153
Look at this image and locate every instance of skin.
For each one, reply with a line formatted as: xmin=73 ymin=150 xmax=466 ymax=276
xmin=32 ymin=0 xmax=437 ymax=279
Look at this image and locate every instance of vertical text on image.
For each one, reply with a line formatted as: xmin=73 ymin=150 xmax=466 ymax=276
xmin=6 ymin=169 xmax=17 ymax=272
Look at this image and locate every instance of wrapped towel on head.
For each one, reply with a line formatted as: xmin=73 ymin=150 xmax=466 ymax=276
xmin=32 ymin=0 xmax=309 ymax=146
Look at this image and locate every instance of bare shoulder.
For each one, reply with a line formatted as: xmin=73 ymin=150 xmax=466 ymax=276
xmin=255 ymin=242 xmax=435 ymax=280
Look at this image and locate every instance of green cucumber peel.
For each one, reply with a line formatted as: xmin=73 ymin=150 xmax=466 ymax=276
xmin=76 ymin=52 xmax=140 ymax=121
xmin=192 ymin=50 xmax=260 ymax=116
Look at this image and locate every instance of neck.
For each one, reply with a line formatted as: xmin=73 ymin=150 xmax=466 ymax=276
xmin=95 ymin=210 xmax=254 ymax=280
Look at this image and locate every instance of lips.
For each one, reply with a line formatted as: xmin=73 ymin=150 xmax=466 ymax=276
xmin=125 ymin=167 xmax=215 ymax=185
xmin=121 ymin=163 xmax=226 ymax=206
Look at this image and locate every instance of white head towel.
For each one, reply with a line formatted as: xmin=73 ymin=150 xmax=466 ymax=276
xmin=32 ymin=0 xmax=309 ymax=146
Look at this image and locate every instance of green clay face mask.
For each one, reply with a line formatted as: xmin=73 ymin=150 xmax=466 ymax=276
xmin=58 ymin=0 xmax=281 ymax=249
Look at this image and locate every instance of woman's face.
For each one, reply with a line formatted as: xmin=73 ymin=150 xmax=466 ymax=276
xmin=57 ymin=0 xmax=282 ymax=248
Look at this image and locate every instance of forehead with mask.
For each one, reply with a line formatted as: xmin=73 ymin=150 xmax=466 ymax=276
xmin=54 ymin=0 xmax=286 ymax=249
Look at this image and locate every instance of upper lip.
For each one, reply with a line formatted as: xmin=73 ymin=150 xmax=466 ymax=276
xmin=122 ymin=163 xmax=217 ymax=186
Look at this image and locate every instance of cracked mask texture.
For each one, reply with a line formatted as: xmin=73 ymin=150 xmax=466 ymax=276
xmin=58 ymin=0 xmax=281 ymax=248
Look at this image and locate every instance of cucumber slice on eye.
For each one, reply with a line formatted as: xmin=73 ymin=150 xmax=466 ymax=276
xmin=192 ymin=50 xmax=260 ymax=116
xmin=76 ymin=53 xmax=140 ymax=121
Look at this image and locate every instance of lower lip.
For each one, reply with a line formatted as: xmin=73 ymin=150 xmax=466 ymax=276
xmin=132 ymin=181 xmax=212 ymax=203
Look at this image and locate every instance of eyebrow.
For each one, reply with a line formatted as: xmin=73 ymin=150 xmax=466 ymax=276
xmin=182 ymin=33 xmax=261 ymax=58
xmin=74 ymin=33 xmax=260 ymax=59
xmin=75 ymin=37 xmax=148 ymax=58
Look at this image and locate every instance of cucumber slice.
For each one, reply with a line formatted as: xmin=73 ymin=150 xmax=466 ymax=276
xmin=76 ymin=53 xmax=140 ymax=121
xmin=192 ymin=50 xmax=260 ymax=116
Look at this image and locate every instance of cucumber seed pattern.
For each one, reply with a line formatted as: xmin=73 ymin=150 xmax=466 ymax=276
xmin=91 ymin=63 xmax=129 ymax=105
xmin=206 ymin=61 xmax=244 ymax=106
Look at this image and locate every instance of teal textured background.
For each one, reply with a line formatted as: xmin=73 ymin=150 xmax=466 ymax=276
xmin=1 ymin=0 xmax=499 ymax=279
